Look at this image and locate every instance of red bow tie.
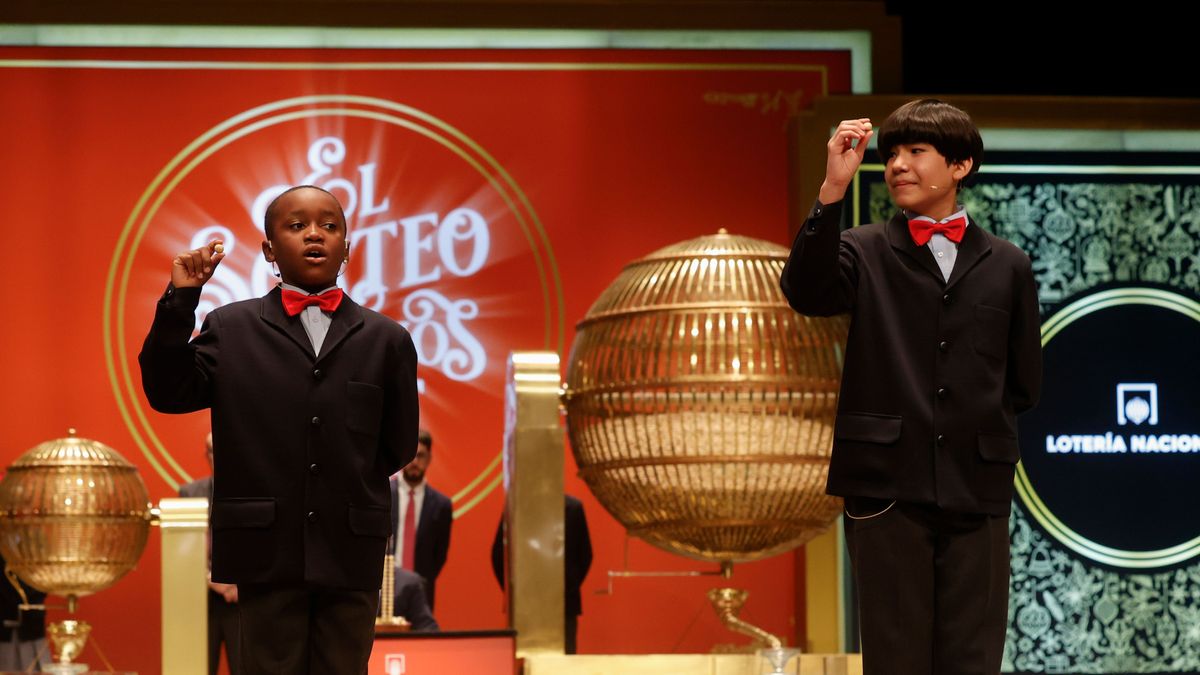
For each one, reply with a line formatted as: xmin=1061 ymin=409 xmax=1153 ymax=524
xmin=908 ymin=216 xmax=967 ymax=246
xmin=281 ymin=288 xmax=344 ymax=316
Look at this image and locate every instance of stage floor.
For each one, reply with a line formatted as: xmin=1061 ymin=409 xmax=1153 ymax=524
xmin=524 ymin=653 xmax=863 ymax=675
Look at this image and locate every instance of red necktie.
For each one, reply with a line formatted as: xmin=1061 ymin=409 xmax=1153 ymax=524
xmin=280 ymin=288 xmax=344 ymax=316
xmin=402 ymin=488 xmax=417 ymax=571
xmin=908 ymin=216 xmax=967 ymax=246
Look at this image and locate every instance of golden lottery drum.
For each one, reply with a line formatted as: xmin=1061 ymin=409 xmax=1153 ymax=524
xmin=0 ymin=432 xmax=152 ymax=597
xmin=564 ymin=231 xmax=848 ymax=562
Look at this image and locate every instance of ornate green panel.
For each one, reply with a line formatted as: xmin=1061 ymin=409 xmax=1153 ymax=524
xmin=858 ymin=156 xmax=1200 ymax=674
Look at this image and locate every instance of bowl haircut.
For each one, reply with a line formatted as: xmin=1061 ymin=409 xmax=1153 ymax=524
xmin=877 ymin=99 xmax=984 ymax=188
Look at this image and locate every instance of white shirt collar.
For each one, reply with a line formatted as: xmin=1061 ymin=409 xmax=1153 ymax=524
xmin=400 ymin=479 xmax=426 ymax=495
xmin=905 ymin=205 xmax=969 ymax=227
xmin=279 ymin=281 xmax=340 ymax=296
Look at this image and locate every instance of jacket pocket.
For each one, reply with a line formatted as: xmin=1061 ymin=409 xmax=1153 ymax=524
xmin=978 ymin=432 xmax=1020 ymax=463
xmin=348 ymin=503 xmax=391 ymax=537
xmin=973 ymin=304 xmax=1010 ymax=360
xmin=346 ymin=381 xmax=383 ymax=437
xmin=212 ymin=498 xmax=276 ymax=530
xmin=835 ymin=412 xmax=902 ymax=444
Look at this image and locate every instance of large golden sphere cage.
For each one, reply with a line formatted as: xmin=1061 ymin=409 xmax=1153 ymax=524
xmin=563 ymin=230 xmax=849 ymax=563
xmin=0 ymin=431 xmax=152 ymax=604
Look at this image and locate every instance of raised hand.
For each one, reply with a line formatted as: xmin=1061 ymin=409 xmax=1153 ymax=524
xmin=171 ymin=240 xmax=226 ymax=289
xmin=819 ymin=118 xmax=874 ymax=204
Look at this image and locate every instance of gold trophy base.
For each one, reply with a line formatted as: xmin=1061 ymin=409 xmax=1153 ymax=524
xmin=46 ymin=618 xmax=91 ymax=673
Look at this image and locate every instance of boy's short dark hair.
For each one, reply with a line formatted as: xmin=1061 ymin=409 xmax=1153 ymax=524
xmin=878 ymin=99 xmax=984 ymax=186
xmin=262 ymin=184 xmax=347 ymax=239
xmin=418 ymin=428 xmax=433 ymax=452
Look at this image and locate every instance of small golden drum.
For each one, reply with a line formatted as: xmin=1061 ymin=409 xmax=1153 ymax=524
xmin=564 ymin=231 xmax=848 ymax=562
xmin=0 ymin=432 xmax=152 ymax=600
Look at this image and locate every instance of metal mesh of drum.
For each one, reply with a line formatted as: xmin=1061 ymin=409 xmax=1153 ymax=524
xmin=564 ymin=231 xmax=848 ymax=562
xmin=0 ymin=434 xmax=151 ymax=596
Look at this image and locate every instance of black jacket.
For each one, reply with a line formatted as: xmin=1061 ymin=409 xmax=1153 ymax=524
xmin=141 ymin=284 xmax=420 ymax=589
xmin=0 ymin=554 xmax=46 ymax=642
xmin=780 ymin=200 xmax=1042 ymax=516
xmin=491 ymin=495 xmax=593 ymax=616
xmin=390 ymin=480 xmax=452 ymax=609
xmin=392 ymin=568 xmax=439 ymax=631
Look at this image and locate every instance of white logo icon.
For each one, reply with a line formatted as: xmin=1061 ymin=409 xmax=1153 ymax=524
xmin=384 ymin=654 xmax=406 ymax=675
xmin=1116 ymin=383 xmax=1158 ymax=426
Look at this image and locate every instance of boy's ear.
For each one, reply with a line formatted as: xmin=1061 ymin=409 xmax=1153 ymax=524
xmin=951 ymin=157 xmax=973 ymax=183
xmin=261 ymin=239 xmax=275 ymax=262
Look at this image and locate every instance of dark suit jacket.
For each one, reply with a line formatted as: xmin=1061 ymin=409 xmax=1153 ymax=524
xmin=141 ymin=284 xmax=420 ymax=590
xmin=780 ymin=200 xmax=1042 ymax=516
xmin=0 ymin=554 xmax=46 ymax=642
xmin=491 ymin=495 xmax=593 ymax=616
xmin=390 ymin=479 xmax=452 ymax=608
xmin=179 ymin=475 xmax=214 ymax=500
xmin=392 ymin=568 xmax=439 ymax=631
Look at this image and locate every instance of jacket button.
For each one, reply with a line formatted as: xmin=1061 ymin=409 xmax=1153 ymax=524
xmin=936 ymin=434 xmax=946 ymax=447
xmin=307 ymin=511 xmax=318 ymax=523
xmin=937 ymin=387 xmax=948 ymax=399
xmin=313 ymin=369 xmax=322 ymax=379
xmin=311 ymin=416 xmax=320 ymax=426
xmin=309 ymin=463 xmax=319 ymax=475
xmin=938 ymin=340 xmax=950 ymax=353
xmin=942 ymin=293 xmax=952 ymax=305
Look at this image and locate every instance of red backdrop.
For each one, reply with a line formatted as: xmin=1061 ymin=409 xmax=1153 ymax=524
xmin=0 ymin=44 xmax=850 ymax=673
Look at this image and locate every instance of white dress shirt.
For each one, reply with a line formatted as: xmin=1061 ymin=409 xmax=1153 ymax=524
xmin=279 ymin=282 xmax=337 ymax=354
xmin=907 ymin=206 xmax=969 ymax=282
xmin=394 ymin=480 xmax=426 ymax=568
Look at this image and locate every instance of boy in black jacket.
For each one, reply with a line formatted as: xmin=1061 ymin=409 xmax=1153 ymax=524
xmin=141 ymin=185 xmax=420 ymax=674
xmin=781 ymin=100 xmax=1042 ymax=674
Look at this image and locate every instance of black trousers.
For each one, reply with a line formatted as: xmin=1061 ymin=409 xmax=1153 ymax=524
xmin=565 ymin=613 xmax=578 ymax=655
xmin=207 ymin=589 xmax=241 ymax=675
xmin=237 ymin=584 xmax=379 ymax=675
xmin=844 ymin=498 xmax=1009 ymax=675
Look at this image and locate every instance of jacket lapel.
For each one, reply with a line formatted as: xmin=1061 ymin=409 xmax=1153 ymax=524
xmin=260 ymin=286 xmax=316 ymax=360
xmin=944 ymin=218 xmax=992 ymax=291
xmin=887 ymin=212 xmax=993 ymax=289
xmin=259 ymin=286 xmax=366 ymax=363
xmin=887 ymin=212 xmax=945 ymax=285
xmin=317 ymin=292 xmax=364 ymax=363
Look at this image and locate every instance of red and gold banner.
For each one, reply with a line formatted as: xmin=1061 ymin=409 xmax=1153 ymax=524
xmin=0 ymin=43 xmax=850 ymax=673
